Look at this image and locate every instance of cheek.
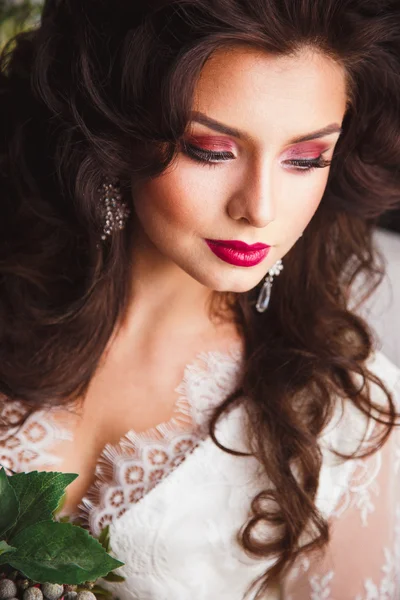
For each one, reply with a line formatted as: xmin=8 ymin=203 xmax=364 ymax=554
xmin=282 ymin=173 xmax=328 ymax=230
xmin=133 ymin=168 xmax=220 ymax=234
xmin=133 ymin=177 xmax=194 ymax=230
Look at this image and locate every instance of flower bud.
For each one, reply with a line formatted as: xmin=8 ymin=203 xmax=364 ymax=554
xmin=41 ymin=583 xmax=64 ymax=600
xmin=76 ymin=593 xmax=96 ymax=600
xmin=23 ymin=587 xmax=44 ymax=600
xmin=0 ymin=579 xmax=18 ymax=599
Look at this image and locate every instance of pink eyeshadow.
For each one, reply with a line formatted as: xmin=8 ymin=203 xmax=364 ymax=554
xmin=185 ymin=135 xmax=235 ymax=152
xmin=283 ymin=142 xmax=329 ymax=160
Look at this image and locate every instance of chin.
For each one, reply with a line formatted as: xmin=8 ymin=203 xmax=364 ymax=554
xmin=204 ymin=273 xmax=261 ymax=294
xmin=182 ymin=260 xmax=263 ymax=293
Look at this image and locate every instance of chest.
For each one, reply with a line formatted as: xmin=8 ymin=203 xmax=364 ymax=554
xmin=4 ymin=334 xmax=244 ymax=520
xmin=55 ymin=357 xmax=196 ymax=512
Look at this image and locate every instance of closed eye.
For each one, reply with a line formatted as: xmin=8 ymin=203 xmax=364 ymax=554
xmin=282 ymin=157 xmax=332 ymax=172
xmin=182 ymin=143 xmax=235 ymax=166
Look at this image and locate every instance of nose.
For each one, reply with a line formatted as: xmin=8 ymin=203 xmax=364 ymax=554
xmin=226 ymin=156 xmax=276 ymax=228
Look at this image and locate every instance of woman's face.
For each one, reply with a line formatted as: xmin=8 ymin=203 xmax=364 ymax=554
xmin=131 ymin=46 xmax=347 ymax=293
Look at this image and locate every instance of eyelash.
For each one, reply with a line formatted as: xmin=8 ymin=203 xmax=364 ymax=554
xmin=182 ymin=143 xmax=332 ymax=173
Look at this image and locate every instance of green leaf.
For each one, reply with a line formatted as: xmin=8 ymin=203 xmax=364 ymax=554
xmin=58 ymin=516 xmax=72 ymax=524
xmin=8 ymin=521 xmax=124 ymax=585
xmin=0 ymin=540 xmax=16 ymax=557
xmin=0 ymin=467 xmax=20 ymax=538
xmin=7 ymin=471 xmax=78 ymax=540
xmin=98 ymin=525 xmax=111 ymax=552
xmin=101 ymin=571 xmax=125 ymax=582
xmin=90 ymin=586 xmax=114 ymax=597
xmin=53 ymin=491 xmax=68 ymax=516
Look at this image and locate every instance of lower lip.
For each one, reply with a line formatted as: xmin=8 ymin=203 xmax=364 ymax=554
xmin=205 ymin=240 xmax=270 ymax=267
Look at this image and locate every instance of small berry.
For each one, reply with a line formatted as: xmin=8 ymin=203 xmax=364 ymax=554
xmin=64 ymin=594 xmax=78 ymax=600
xmin=0 ymin=579 xmax=18 ymax=599
xmin=41 ymin=584 xmax=64 ymax=600
xmin=17 ymin=580 xmax=31 ymax=591
xmin=80 ymin=583 xmax=94 ymax=590
xmin=23 ymin=587 xmax=44 ymax=600
xmin=76 ymin=593 xmax=96 ymax=600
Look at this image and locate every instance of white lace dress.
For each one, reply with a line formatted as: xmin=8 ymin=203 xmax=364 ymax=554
xmin=0 ymin=345 xmax=399 ymax=600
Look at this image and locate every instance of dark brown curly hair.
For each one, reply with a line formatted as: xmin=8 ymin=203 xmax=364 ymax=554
xmin=1 ymin=0 xmax=400 ymax=597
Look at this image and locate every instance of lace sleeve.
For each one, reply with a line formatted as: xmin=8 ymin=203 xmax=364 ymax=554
xmin=282 ymin=378 xmax=400 ymax=600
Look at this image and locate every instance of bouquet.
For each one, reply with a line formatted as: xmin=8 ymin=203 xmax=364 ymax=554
xmin=0 ymin=468 xmax=125 ymax=600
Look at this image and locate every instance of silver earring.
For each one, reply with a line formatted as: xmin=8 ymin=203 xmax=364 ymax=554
xmin=255 ymin=259 xmax=284 ymax=313
xmin=254 ymin=233 xmax=302 ymax=313
xmin=98 ymin=178 xmax=130 ymax=241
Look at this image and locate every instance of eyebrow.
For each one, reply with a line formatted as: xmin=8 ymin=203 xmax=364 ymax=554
xmin=190 ymin=111 xmax=342 ymax=144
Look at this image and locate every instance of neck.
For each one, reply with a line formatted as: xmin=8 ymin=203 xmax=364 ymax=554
xmin=115 ymin=227 xmax=238 ymax=348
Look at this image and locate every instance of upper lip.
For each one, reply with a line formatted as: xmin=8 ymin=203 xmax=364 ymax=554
xmin=206 ymin=239 xmax=270 ymax=251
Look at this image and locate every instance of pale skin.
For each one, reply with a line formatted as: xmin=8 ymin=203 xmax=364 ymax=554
xmin=50 ymin=46 xmax=348 ymax=514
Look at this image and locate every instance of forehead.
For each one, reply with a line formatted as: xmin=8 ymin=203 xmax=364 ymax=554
xmin=191 ymin=46 xmax=348 ymax=145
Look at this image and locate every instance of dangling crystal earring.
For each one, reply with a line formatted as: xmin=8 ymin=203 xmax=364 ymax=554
xmin=255 ymin=259 xmax=284 ymax=313
xmin=98 ymin=178 xmax=130 ymax=241
xmin=254 ymin=232 xmax=303 ymax=313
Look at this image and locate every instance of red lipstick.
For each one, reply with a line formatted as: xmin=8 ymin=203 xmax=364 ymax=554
xmin=205 ymin=239 xmax=271 ymax=267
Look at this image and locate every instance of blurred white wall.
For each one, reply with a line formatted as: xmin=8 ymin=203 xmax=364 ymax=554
xmin=356 ymin=228 xmax=400 ymax=367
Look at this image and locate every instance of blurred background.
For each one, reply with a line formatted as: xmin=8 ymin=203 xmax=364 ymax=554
xmin=0 ymin=0 xmax=42 ymax=49
xmin=1 ymin=0 xmax=400 ymax=365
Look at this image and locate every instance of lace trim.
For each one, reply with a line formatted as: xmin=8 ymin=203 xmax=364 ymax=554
xmin=0 ymin=401 xmax=74 ymax=474
xmin=354 ymin=503 xmax=400 ymax=600
xmin=330 ymin=450 xmax=382 ymax=527
xmin=293 ymin=503 xmax=400 ymax=600
xmin=77 ymin=344 xmax=244 ymax=536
